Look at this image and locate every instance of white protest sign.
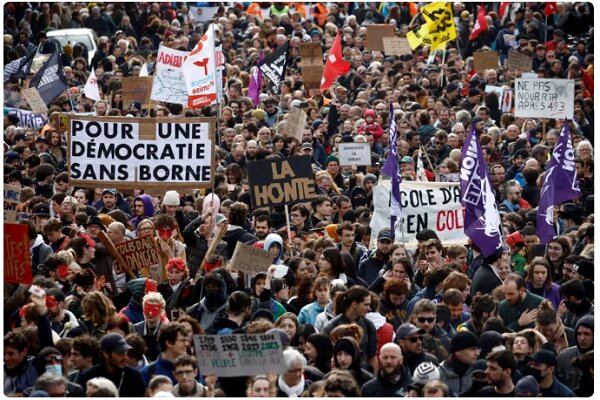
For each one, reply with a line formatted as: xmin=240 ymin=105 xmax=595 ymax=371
xmin=192 ymin=334 xmax=286 ymax=377
xmin=282 ymin=107 xmax=307 ymax=142
xmin=230 ymin=242 xmax=274 ymax=273
xmin=189 ymin=6 xmax=220 ymax=22
xmin=21 ymin=87 xmax=49 ymax=115
xmin=370 ymin=179 xmax=468 ymax=249
xmin=514 ymin=78 xmax=574 ymax=119
xmin=68 ymin=116 xmax=215 ymax=190
xmin=338 ymin=143 xmax=372 ymax=166
xmin=5 ymin=108 xmax=48 ymax=130
xmin=151 ymin=45 xmax=189 ymax=105
xmin=4 ymin=184 xmax=20 ymax=223
xmin=383 ymin=37 xmax=412 ymax=56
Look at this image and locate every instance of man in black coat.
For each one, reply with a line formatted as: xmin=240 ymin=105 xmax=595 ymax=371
xmin=361 ymin=343 xmax=412 ymax=396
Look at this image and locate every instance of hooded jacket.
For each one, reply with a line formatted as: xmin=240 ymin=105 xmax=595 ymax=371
xmin=263 ymin=233 xmax=284 ymax=265
xmin=130 ymin=194 xmax=155 ymax=229
xmin=186 ymin=274 xmax=228 ymax=333
xmin=314 ymin=302 xmax=335 ymax=332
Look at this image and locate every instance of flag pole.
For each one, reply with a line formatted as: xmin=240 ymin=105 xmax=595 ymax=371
xmin=284 ymin=204 xmax=295 ymax=257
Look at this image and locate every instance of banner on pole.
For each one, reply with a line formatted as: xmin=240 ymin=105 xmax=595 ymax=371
xmin=67 ymin=116 xmax=215 ymax=190
xmin=192 ymin=334 xmax=286 ymax=377
xmin=514 ymin=78 xmax=574 ymax=119
xmin=370 ymin=180 xmax=468 ymax=249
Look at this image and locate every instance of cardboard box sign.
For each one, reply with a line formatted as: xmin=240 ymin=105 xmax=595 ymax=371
xmin=507 ymin=50 xmax=533 ymax=72
xmin=230 ymin=242 xmax=274 ymax=273
xmin=299 ymin=42 xmax=323 ymax=65
xmin=366 ymin=24 xmax=396 ymax=52
xmin=67 ymin=116 xmax=216 ymax=191
xmin=4 ymin=223 xmax=32 ymax=284
xmin=247 ymin=156 xmax=318 ymax=208
xmin=193 ymin=334 xmax=286 ymax=377
xmin=338 ymin=143 xmax=372 ymax=166
xmin=122 ymin=76 xmax=154 ymax=108
xmin=114 ymin=236 xmax=161 ymax=277
xmin=281 ymin=107 xmax=307 ymax=142
xmin=473 ymin=51 xmax=499 ymax=72
xmin=4 ymin=184 xmax=20 ymax=223
xmin=301 ymin=65 xmax=324 ymax=90
xmin=22 ymin=87 xmax=49 ymax=115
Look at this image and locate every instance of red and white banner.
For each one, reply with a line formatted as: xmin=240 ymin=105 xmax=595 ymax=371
xmin=4 ymin=223 xmax=33 ymax=284
xmin=182 ymin=25 xmax=217 ymax=108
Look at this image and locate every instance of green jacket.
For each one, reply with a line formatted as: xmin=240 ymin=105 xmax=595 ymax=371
xmin=499 ymin=291 xmax=544 ymax=331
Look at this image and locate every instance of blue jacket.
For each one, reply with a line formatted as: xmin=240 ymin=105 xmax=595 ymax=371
xmin=298 ymin=301 xmax=327 ymax=326
xmin=4 ymin=357 xmax=38 ymax=395
xmin=140 ymin=355 xmax=177 ymax=385
xmin=541 ymin=378 xmax=575 ymax=397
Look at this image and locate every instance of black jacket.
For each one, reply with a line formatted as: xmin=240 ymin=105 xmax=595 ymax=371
xmin=78 ymin=363 xmax=145 ymax=397
xmin=360 ymin=365 xmax=412 ymax=397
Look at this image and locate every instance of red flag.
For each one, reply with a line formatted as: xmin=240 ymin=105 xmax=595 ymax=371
xmin=544 ymin=2 xmax=557 ymax=16
xmin=320 ymin=32 xmax=350 ymax=92
xmin=470 ymin=6 xmax=489 ymax=40
xmin=499 ymin=2 xmax=511 ymax=17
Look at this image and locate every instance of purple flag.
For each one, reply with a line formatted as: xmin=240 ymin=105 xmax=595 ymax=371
xmin=460 ymin=123 xmax=503 ymax=257
xmin=537 ymin=120 xmax=581 ymax=244
xmin=248 ymin=51 xmax=264 ymax=107
xmin=381 ymin=103 xmax=401 ymax=240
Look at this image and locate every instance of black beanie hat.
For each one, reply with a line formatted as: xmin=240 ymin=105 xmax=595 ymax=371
xmin=451 ymin=331 xmax=480 ymax=353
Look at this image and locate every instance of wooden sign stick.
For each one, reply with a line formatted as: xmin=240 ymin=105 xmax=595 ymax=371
xmin=193 ymin=222 xmax=229 ymax=284
xmin=97 ymin=231 xmax=136 ymax=279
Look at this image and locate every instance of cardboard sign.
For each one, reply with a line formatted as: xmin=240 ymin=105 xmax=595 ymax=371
xmin=383 ymin=37 xmax=412 ymax=56
xmin=338 ymin=143 xmax=372 ymax=166
xmin=473 ymin=51 xmax=499 ymax=72
xmin=299 ymin=42 xmax=323 ymax=65
xmin=301 ymin=64 xmax=324 ymax=90
xmin=282 ymin=107 xmax=307 ymax=142
xmin=122 ymin=77 xmax=154 ymax=108
xmin=370 ymin=180 xmax=468 ymax=249
xmin=230 ymin=242 xmax=274 ymax=273
xmin=247 ymin=156 xmax=318 ymax=208
xmin=4 ymin=184 xmax=20 ymax=223
xmin=4 ymin=223 xmax=32 ymax=284
xmin=507 ymin=50 xmax=533 ymax=72
xmin=192 ymin=334 xmax=286 ymax=377
xmin=67 ymin=116 xmax=216 ymax=190
xmin=21 ymin=87 xmax=49 ymax=114
xmin=367 ymin=24 xmax=396 ymax=51
xmin=514 ymin=78 xmax=574 ymax=119
xmin=114 ymin=236 xmax=161 ymax=278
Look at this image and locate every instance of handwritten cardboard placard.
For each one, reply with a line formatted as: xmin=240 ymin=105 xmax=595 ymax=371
xmin=4 ymin=184 xmax=20 ymax=223
xmin=507 ymin=50 xmax=533 ymax=72
xmin=367 ymin=24 xmax=396 ymax=52
xmin=22 ymin=87 xmax=49 ymax=115
xmin=383 ymin=37 xmax=412 ymax=56
xmin=114 ymin=236 xmax=161 ymax=278
xmin=302 ymin=65 xmax=324 ymax=90
xmin=4 ymin=223 xmax=32 ymax=284
xmin=192 ymin=334 xmax=285 ymax=377
xmin=338 ymin=143 xmax=372 ymax=166
xmin=299 ymin=42 xmax=323 ymax=65
xmin=230 ymin=242 xmax=274 ymax=273
xmin=121 ymin=77 xmax=154 ymax=108
xmin=473 ymin=51 xmax=499 ymax=72
xmin=282 ymin=106 xmax=307 ymax=142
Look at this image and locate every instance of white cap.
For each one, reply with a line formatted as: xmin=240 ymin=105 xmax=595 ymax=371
xmin=162 ymin=190 xmax=180 ymax=206
xmin=412 ymin=362 xmax=440 ymax=384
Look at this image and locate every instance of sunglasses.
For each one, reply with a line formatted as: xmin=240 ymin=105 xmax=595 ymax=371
xmin=417 ymin=317 xmax=435 ymax=323
xmin=405 ymin=336 xmax=422 ymax=343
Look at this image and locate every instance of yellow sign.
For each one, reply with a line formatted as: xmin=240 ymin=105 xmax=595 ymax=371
xmin=407 ymin=2 xmax=457 ymax=51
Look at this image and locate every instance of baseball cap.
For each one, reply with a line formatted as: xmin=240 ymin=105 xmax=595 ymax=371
xmin=377 ymin=228 xmax=393 ymax=242
xmin=301 ymin=142 xmax=313 ymax=150
xmin=395 ymin=323 xmax=424 ymax=340
xmin=32 ymin=203 xmax=51 ymax=217
xmin=101 ymin=333 xmax=133 ymax=354
xmin=102 ymin=188 xmax=118 ymax=196
xmin=400 ymin=156 xmax=414 ymax=164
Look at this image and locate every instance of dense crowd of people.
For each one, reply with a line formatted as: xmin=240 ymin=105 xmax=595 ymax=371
xmin=3 ymin=1 xmax=595 ymax=398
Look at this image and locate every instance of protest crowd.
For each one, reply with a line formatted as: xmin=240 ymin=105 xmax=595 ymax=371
xmin=3 ymin=1 xmax=596 ymax=398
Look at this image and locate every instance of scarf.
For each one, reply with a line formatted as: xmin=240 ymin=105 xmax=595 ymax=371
xmin=278 ymin=374 xmax=305 ymax=397
xmin=536 ymin=320 xmax=569 ymax=354
xmin=447 ymin=354 xmax=470 ymax=376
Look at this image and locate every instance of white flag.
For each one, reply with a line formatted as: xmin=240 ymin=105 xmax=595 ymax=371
xmin=83 ymin=68 xmax=101 ymax=101
xmin=139 ymin=63 xmax=149 ymax=77
xmin=182 ymin=24 xmax=217 ymax=108
xmin=416 ymin=148 xmax=428 ymax=182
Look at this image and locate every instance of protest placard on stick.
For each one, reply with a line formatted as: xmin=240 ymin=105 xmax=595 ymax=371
xmin=514 ymin=78 xmax=574 ymax=119
xmin=366 ymin=24 xmax=396 ymax=51
xmin=230 ymin=242 xmax=274 ymax=273
xmin=338 ymin=143 xmax=372 ymax=166
xmin=4 ymin=184 xmax=20 ymax=223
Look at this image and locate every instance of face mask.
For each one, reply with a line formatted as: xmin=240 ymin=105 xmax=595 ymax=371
xmin=45 ymin=364 xmax=62 ymax=376
xmin=143 ymin=303 xmax=162 ymax=319
xmin=158 ymin=228 xmax=172 ymax=241
xmin=524 ymin=366 xmax=543 ymax=383
xmin=230 ymin=272 xmax=239 ymax=280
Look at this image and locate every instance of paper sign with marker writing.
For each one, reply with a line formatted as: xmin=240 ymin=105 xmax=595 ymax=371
xmin=230 ymin=242 xmax=274 ymax=273
xmin=338 ymin=143 xmax=372 ymax=166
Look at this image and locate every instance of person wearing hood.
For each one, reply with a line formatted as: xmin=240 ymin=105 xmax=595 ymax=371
xmin=459 ymin=359 xmax=490 ymax=396
xmin=556 ymin=315 xmax=593 ymax=390
xmin=559 ymin=279 xmax=594 ymax=329
xmin=130 ymin=194 xmax=155 ymax=230
xmin=332 ymin=336 xmax=374 ymax=387
xmin=357 ymin=109 xmax=383 ymax=143
xmin=249 ymin=266 xmax=286 ymax=322
xmin=185 ymin=272 xmax=228 ymax=333
xmin=222 ymin=202 xmax=255 ymax=258
xmin=119 ymin=278 xmax=157 ymax=325
xmin=264 ymin=233 xmax=285 ymax=265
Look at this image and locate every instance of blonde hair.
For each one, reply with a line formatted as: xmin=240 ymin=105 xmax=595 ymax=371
xmin=143 ymin=291 xmax=166 ymax=308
